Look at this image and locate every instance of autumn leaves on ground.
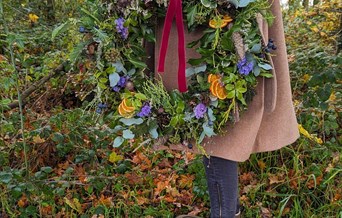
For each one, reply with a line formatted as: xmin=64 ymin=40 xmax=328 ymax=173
xmin=0 ymin=0 xmax=341 ymax=217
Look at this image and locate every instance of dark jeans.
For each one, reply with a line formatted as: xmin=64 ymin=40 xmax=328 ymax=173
xmin=203 ymin=156 xmax=239 ymax=218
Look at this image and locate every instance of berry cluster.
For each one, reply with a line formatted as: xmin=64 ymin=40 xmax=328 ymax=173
xmin=96 ymin=103 xmax=108 ymax=114
xmin=264 ymin=38 xmax=277 ymax=53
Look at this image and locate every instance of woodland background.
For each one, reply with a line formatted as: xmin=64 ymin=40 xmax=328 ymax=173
xmin=0 ymin=0 xmax=341 ymax=217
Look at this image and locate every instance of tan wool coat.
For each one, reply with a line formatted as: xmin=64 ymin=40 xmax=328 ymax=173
xmin=152 ymin=0 xmax=300 ymax=162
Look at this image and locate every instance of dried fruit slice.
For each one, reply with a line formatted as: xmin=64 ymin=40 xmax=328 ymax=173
xmin=216 ymin=86 xmax=228 ymax=100
xmin=208 ymin=74 xmax=221 ymax=83
xmin=210 ymin=79 xmax=220 ymax=97
xmin=122 ymin=98 xmax=134 ymax=111
xmin=223 ymin=15 xmax=233 ymax=23
xmin=209 ymin=19 xmax=228 ymax=29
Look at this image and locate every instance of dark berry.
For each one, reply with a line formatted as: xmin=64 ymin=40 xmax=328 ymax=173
xmin=268 ymin=38 xmax=274 ymax=43
xmin=208 ymin=120 xmax=214 ymax=126
xmin=79 ymin=26 xmax=86 ymax=33
xmin=96 ymin=107 xmax=102 ymax=114
xmin=271 ymin=45 xmax=277 ymax=50
xmin=267 ymin=42 xmax=274 ymax=48
xmin=264 ymin=48 xmax=271 ymax=53
xmin=187 ymin=143 xmax=193 ymax=149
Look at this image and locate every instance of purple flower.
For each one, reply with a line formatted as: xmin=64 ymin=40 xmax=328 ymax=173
xmin=117 ymin=76 xmax=127 ymax=87
xmin=237 ymin=58 xmax=254 ymax=75
xmin=137 ymin=104 xmax=151 ymax=117
xmin=115 ymin=17 xmax=128 ymax=39
xmin=194 ymin=103 xmax=207 ymax=119
xmin=112 ymin=86 xmax=121 ymax=92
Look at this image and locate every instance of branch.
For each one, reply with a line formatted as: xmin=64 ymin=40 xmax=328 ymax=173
xmin=5 ymin=63 xmax=66 ymax=111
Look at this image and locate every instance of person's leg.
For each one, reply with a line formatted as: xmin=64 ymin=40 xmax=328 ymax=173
xmin=203 ymin=156 xmax=239 ymax=218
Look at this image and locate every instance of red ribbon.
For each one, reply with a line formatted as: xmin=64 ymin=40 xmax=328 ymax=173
xmin=157 ymin=0 xmax=187 ymax=92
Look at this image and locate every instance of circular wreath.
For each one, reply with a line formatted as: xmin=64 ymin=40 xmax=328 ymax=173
xmin=68 ymin=0 xmax=275 ymax=153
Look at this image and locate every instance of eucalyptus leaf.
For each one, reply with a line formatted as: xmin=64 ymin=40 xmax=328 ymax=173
xmin=208 ymin=108 xmax=216 ymax=121
xmin=195 ymin=64 xmax=207 ymax=73
xmin=258 ymin=63 xmax=273 ymax=70
xmin=250 ymin=43 xmax=261 ymax=53
xmin=228 ymin=0 xmax=239 ymax=7
xmin=186 ymin=67 xmax=196 ymax=77
xmin=149 ymin=127 xmax=158 ymax=139
xmin=109 ymin=73 xmax=120 ymax=87
xmin=253 ymin=65 xmax=261 ymax=76
xmin=123 ymin=129 xmax=135 ymax=139
xmin=203 ymin=123 xmax=215 ymax=137
xmin=239 ymin=0 xmax=256 ymax=7
xmin=127 ymin=68 xmax=136 ymax=76
xmin=200 ymin=0 xmax=217 ymax=8
xmin=113 ymin=136 xmax=124 ymax=147
xmin=112 ymin=62 xmax=125 ymax=73
xmin=119 ymin=118 xmax=144 ymax=126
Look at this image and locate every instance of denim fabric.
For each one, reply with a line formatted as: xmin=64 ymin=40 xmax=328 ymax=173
xmin=203 ymin=156 xmax=239 ymax=218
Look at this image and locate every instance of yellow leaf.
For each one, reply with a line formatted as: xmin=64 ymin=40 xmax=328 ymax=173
xmin=311 ymin=26 xmax=319 ymax=33
xmin=109 ymin=151 xmax=123 ymax=163
xmin=28 ymin=13 xmax=39 ymax=23
xmin=302 ymin=74 xmax=310 ymax=83
xmin=33 ymin=135 xmax=45 ymax=144
xmin=257 ymin=160 xmax=266 ymax=171
xmin=298 ymin=124 xmax=312 ymax=139
xmin=328 ymin=92 xmax=336 ymax=102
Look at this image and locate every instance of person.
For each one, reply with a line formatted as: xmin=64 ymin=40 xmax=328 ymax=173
xmin=150 ymin=0 xmax=300 ymax=217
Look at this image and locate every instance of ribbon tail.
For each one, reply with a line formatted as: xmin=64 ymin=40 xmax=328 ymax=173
xmin=175 ymin=0 xmax=187 ymax=92
xmin=157 ymin=0 xmax=177 ymax=73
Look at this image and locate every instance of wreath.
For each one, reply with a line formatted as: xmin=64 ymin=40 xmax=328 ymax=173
xmin=66 ymin=0 xmax=275 ymax=153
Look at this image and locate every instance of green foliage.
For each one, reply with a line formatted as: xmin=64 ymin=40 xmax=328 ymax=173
xmin=0 ymin=0 xmax=341 ymax=217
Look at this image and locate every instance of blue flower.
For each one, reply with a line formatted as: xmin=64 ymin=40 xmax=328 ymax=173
xmin=137 ymin=103 xmax=151 ymax=117
xmin=194 ymin=103 xmax=207 ymax=119
xmin=115 ymin=17 xmax=129 ymax=39
xmin=237 ymin=58 xmax=254 ymax=75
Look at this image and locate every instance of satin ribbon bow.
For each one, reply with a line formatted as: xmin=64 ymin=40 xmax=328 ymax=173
xmin=157 ymin=0 xmax=187 ymax=92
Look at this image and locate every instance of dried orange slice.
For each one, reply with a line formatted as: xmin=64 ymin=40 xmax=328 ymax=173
xmin=208 ymin=74 xmax=221 ymax=83
xmin=122 ymin=98 xmax=134 ymax=111
xmin=216 ymin=86 xmax=228 ymax=100
xmin=223 ymin=15 xmax=233 ymax=23
xmin=118 ymin=98 xmax=135 ymax=117
xmin=209 ymin=19 xmax=228 ymax=29
xmin=210 ymin=79 xmax=220 ymax=97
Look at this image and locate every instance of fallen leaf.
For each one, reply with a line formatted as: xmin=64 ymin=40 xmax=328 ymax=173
xmin=258 ymin=160 xmax=266 ymax=171
xmin=178 ymin=174 xmax=194 ymax=188
xmin=268 ymin=173 xmax=285 ymax=185
xmin=18 ymin=194 xmax=28 ymax=208
xmin=33 ymin=135 xmax=46 ymax=144
xmin=109 ymin=151 xmax=123 ymax=163
xmin=136 ymin=196 xmax=149 ymax=205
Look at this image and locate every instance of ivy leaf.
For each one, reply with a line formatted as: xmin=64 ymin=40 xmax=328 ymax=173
xmin=123 ymin=130 xmax=135 ymax=139
xmin=128 ymin=56 xmax=147 ymax=69
xmin=120 ymin=118 xmax=144 ymax=126
xmin=0 ymin=172 xmax=13 ymax=184
xmin=113 ymin=136 xmax=124 ymax=147
xmin=109 ymin=72 xmax=120 ymax=87
xmin=187 ymin=5 xmax=197 ymax=27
